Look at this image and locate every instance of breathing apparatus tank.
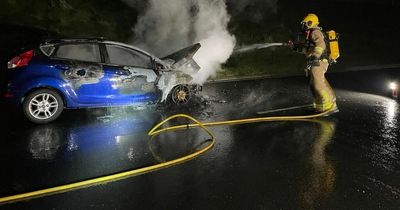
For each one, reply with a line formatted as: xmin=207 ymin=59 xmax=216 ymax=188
xmin=326 ymin=30 xmax=340 ymax=63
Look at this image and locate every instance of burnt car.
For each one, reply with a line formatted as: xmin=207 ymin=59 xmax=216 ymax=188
xmin=3 ymin=37 xmax=202 ymax=123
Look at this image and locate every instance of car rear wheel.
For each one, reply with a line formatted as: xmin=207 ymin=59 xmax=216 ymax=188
xmin=23 ymin=89 xmax=64 ymax=124
xmin=171 ymin=85 xmax=191 ymax=105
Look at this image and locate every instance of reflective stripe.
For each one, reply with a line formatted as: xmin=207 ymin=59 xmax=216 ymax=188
xmin=314 ymin=90 xmax=336 ymax=112
xmin=315 ymin=102 xmax=335 ymax=112
xmin=314 ymin=47 xmax=324 ymax=54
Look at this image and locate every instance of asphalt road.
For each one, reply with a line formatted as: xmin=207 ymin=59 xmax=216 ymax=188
xmin=0 ymin=69 xmax=399 ymax=209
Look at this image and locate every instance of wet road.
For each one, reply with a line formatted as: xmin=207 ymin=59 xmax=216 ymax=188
xmin=0 ymin=69 xmax=399 ymax=209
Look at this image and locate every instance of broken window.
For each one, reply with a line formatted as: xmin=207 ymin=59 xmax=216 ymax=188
xmin=55 ymin=43 xmax=101 ymax=63
xmin=106 ymin=45 xmax=152 ymax=69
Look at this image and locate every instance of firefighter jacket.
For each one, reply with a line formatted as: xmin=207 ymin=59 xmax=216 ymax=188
xmin=305 ymin=28 xmax=328 ymax=60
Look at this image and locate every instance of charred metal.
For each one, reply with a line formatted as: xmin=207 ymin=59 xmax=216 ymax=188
xmin=156 ymin=43 xmax=203 ymax=103
xmin=62 ymin=63 xmax=104 ymax=89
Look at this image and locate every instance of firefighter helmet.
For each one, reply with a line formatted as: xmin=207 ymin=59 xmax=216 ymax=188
xmin=301 ymin=13 xmax=319 ymax=30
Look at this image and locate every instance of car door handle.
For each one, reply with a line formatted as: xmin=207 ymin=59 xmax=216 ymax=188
xmin=54 ymin=64 xmax=71 ymax=70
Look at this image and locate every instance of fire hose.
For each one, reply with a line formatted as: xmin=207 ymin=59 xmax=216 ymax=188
xmin=0 ymin=107 xmax=334 ymax=205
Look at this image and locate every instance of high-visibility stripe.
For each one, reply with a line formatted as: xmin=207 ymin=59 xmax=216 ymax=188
xmin=314 ymin=47 xmax=324 ymax=54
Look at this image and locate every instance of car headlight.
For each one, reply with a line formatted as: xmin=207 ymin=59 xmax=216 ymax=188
xmin=389 ymin=82 xmax=398 ymax=90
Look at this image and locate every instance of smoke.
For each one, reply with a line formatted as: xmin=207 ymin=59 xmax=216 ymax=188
xmin=131 ymin=0 xmax=193 ymax=56
xmin=191 ymin=0 xmax=236 ymax=84
xmin=124 ymin=0 xmax=236 ymax=85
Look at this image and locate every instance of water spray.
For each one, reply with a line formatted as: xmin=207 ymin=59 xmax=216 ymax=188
xmin=234 ymin=42 xmax=288 ymax=54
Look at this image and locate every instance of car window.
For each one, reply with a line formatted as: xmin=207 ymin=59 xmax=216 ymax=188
xmin=106 ymin=45 xmax=152 ymax=68
xmin=40 ymin=44 xmax=56 ymax=56
xmin=55 ymin=43 xmax=101 ymax=63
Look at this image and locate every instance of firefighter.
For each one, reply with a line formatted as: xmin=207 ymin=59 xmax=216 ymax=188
xmin=293 ymin=13 xmax=338 ymax=115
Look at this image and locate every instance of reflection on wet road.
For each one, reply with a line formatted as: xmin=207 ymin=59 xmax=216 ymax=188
xmin=298 ymin=119 xmax=336 ymax=209
xmin=0 ymin=74 xmax=399 ymax=209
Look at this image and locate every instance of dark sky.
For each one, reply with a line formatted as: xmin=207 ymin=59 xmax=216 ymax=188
xmin=0 ymin=0 xmax=399 ymax=67
xmin=277 ymin=0 xmax=400 ymax=66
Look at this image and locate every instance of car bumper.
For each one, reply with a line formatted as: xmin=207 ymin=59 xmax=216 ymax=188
xmin=1 ymin=87 xmax=23 ymax=107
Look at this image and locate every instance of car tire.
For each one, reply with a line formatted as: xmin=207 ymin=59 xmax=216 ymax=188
xmin=22 ymin=89 xmax=64 ymax=124
xmin=170 ymin=85 xmax=191 ymax=105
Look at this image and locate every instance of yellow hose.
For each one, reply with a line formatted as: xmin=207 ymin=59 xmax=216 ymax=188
xmin=0 ymin=108 xmax=333 ymax=205
xmin=148 ymin=109 xmax=331 ymax=135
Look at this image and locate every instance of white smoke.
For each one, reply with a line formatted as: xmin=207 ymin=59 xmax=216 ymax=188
xmin=192 ymin=0 xmax=236 ymax=84
xmin=125 ymin=0 xmax=236 ymax=85
xmin=131 ymin=0 xmax=193 ymax=56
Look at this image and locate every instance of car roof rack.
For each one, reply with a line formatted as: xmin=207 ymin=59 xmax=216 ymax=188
xmin=44 ymin=37 xmax=106 ymax=44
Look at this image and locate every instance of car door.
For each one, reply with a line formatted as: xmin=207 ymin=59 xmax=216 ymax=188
xmin=102 ymin=44 xmax=158 ymax=104
xmin=51 ymin=42 xmax=115 ymax=106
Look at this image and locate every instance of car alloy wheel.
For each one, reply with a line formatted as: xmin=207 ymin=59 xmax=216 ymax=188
xmin=29 ymin=93 xmax=59 ymax=120
xmin=171 ymin=85 xmax=191 ymax=105
xmin=23 ymin=89 xmax=64 ymax=124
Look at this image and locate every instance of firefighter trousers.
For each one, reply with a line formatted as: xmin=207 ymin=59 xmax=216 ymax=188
xmin=309 ymin=60 xmax=337 ymax=112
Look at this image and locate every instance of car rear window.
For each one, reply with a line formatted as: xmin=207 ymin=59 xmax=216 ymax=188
xmin=55 ymin=43 xmax=101 ymax=63
xmin=106 ymin=45 xmax=152 ymax=68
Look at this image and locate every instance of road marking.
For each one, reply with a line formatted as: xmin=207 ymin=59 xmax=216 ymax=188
xmin=257 ymin=104 xmax=313 ymax=115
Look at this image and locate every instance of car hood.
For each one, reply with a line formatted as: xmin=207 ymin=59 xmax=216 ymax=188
xmin=155 ymin=43 xmax=202 ymax=102
xmin=160 ymin=43 xmax=201 ymax=71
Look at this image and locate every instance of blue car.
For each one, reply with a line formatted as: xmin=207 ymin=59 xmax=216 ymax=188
xmin=3 ymin=38 xmax=202 ymax=123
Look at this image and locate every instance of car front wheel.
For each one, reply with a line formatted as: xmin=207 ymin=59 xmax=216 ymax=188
xmin=170 ymin=85 xmax=191 ymax=105
xmin=23 ymin=89 xmax=64 ymax=124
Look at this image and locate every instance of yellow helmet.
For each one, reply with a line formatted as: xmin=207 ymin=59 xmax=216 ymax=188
xmin=301 ymin=13 xmax=319 ymax=30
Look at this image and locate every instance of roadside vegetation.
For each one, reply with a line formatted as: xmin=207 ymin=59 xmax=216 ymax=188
xmin=222 ymin=17 xmax=306 ymax=78
xmin=0 ymin=0 xmax=138 ymax=41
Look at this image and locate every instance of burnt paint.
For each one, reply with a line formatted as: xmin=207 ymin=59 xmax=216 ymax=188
xmin=62 ymin=62 xmax=104 ymax=89
xmin=110 ymin=67 xmax=158 ymax=95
